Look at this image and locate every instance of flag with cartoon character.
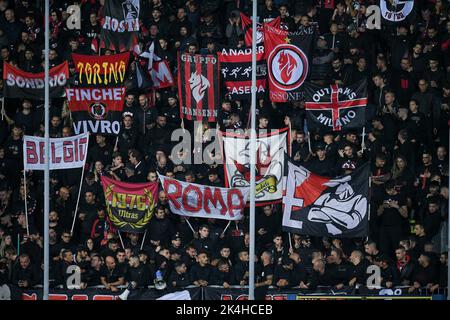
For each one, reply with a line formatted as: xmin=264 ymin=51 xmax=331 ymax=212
xmin=282 ymin=161 xmax=369 ymax=237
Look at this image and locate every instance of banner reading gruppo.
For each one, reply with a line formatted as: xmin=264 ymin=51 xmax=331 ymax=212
xmin=158 ymin=174 xmax=250 ymax=221
xmin=23 ymin=133 xmax=89 ymax=171
xmin=101 ymin=176 xmax=158 ymax=233
xmin=3 ymin=62 xmax=69 ymax=99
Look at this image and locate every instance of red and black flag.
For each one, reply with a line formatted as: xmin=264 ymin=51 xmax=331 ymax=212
xmin=217 ymin=47 xmax=267 ymax=100
xmin=100 ymin=0 xmax=140 ymax=52
xmin=264 ymin=24 xmax=314 ymax=102
xmin=304 ymin=79 xmax=367 ymax=132
xmin=282 ymin=161 xmax=369 ymax=238
xmin=177 ymin=53 xmax=220 ymax=122
xmin=240 ymin=13 xmax=280 ymax=48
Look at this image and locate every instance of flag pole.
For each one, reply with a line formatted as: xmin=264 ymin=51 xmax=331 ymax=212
xmin=71 ymin=166 xmax=86 ymax=235
xmin=140 ymin=230 xmax=147 ymax=250
xmin=447 ymin=127 xmax=450 ymax=301
xmin=43 ymin=0 xmax=50 ymax=301
xmin=23 ymin=170 xmax=29 ymax=236
xmin=248 ymin=0 xmax=257 ymax=301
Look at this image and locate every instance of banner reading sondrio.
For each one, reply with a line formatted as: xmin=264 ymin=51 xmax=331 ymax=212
xmin=3 ymin=62 xmax=69 ymax=99
xmin=158 ymin=174 xmax=250 ymax=221
xmin=23 ymin=133 xmax=89 ymax=171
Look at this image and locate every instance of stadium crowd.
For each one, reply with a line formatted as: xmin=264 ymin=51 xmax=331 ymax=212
xmin=0 ymin=0 xmax=449 ymax=297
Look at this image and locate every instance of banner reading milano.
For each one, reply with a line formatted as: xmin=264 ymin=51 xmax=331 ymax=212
xmin=101 ymin=176 xmax=158 ymax=233
xmin=178 ymin=53 xmax=220 ymax=122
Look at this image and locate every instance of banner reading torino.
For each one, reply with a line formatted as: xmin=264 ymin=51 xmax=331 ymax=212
xmin=101 ymin=176 xmax=158 ymax=233
xmin=23 ymin=133 xmax=89 ymax=171
xmin=3 ymin=62 xmax=69 ymax=99
xmin=158 ymin=174 xmax=250 ymax=221
xmin=72 ymin=52 xmax=130 ymax=86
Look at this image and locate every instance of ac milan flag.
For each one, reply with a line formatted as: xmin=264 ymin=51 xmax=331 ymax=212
xmin=178 ymin=53 xmax=220 ymax=122
xmin=240 ymin=13 xmax=280 ymax=48
xmin=158 ymin=174 xmax=250 ymax=221
xmin=137 ymin=41 xmax=174 ymax=90
xmin=101 ymin=176 xmax=158 ymax=233
xmin=3 ymin=62 xmax=69 ymax=99
xmin=264 ymin=24 xmax=314 ymax=102
xmin=282 ymin=161 xmax=369 ymax=237
xmin=304 ymin=79 xmax=367 ymax=132
xmin=218 ymin=47 xmax=267 ymax=100
xmin=221 ymin=128 xmax=289 ymax=205
xmin=100 ymin=0 xmax=140 ymax=52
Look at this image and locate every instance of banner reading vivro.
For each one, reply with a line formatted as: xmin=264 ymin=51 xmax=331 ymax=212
xmin=23 ymin=133 xmax=89 ymax=171
xmin=101 ymin=176 xmax=158 ymax=233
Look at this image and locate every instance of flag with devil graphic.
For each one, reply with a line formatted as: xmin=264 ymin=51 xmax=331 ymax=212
xmin=221 ymin=128 xmax=289 ymax=206
xmin=264 ymin=24 xmax=314 ymax=102
xmin=282 ymin=161 xmax=369 ymax=237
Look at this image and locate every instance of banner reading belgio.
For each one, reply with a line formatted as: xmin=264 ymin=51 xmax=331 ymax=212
xmin=101 ymin=176 xmax=158 ymax=233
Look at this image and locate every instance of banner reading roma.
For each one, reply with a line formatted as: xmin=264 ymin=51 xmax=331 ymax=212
xmin=218 ymin=47 xmax=267 ymax=100
xmin=101 ymin=176 xmax=158 ymax=233
xmin=178 ymin=53 xmax=220 ymax=122
xmin=3 ymin=62 xmax=69 ymax=99
xmin=23 ymin=133 xmax=89 ymax=171
xmin=264 ymin=24 xmax=314 ymax=102
xmin=72 ymin=52 xmax=130 ymax=86
xmin=158 ymin=174 xmax=250 ymax=221
xmin=221 ymin=128 xmax=289 ymax=205
xmin=100 ymin=0 xmax=140 ymax=52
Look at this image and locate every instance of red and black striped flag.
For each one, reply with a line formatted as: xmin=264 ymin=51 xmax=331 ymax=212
xmin=177 ymin=53 xmax=220 ymax=122
xmin=240 ymin=13 xmax=280 ymax=47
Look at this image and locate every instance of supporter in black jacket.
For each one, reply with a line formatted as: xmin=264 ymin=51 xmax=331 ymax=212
xmin=190 ymin=251 xmax=213 ymax=286
xmin=169 ymin=262 xmax=191 ymax=288
xmin=11 ymin=254 xmax=41 ymax=289
xmin=147 ymin=206 xmax=175 ymax=248
xmin=211 ymin=259 xmax=235 ymax=287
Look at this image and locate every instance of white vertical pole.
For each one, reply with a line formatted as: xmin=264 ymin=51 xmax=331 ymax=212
xmin=71 ymin=166 xmax=86 ymax=235
xmin=447 ymin=128 xmax=450 ymax=300
xmin=43 ymin=0 xmax=50 ymax=301
xmin=249 ymin=0 xmax=258 ymax=301
xmin=23 ymin=170 xmax=29 ymax=236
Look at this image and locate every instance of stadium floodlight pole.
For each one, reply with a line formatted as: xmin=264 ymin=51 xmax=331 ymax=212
xmin=43 ymin=0 xmax=50 ymax=301
xmin=448 ymin=128 xmax=450 ymax=301
xmin=248 ymin=0 xmax=258 ymax=301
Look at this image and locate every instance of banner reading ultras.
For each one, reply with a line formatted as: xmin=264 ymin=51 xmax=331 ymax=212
xmin=158 ymin=174 xmax=250 ymax=221
xmin=72 ymin=52 xmax=130 ymax=86
xmin=3 ymin=61 xmax=69 ymax=99
xmin=101 ymin=176 xmax=158 ymax=233
xmin=23 ymin=133 xmax=89 ymax=171
xmin=178 ymin=53 xmax=220 ymax=122
xmin=100 ymin=0 xmax=140 ymax=52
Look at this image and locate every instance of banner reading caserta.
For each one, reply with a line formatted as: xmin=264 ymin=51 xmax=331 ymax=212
xmin=221 ymin=128 xmax=289 ymax=205
xmin=218 ymin=48 xmax=267 ymax=100
xmin=101 ymin=176 xmax=158 ymax=233
xmin=158 ymin=174 xmax=250 ymax=221
xmin=3 ymin=62 xmax=68 ymax=99
xmin=100 ymin=0 xmax=140 ymax=52
xmin=178 ymin=53 xmax=220 ymax=122
xmin=23 ymin=133 xmax=89 ymax=171
xmin=282 ymin=161 xmax=369 ymax=237
xmin=72 ymin=52 xmax=130 ymax=86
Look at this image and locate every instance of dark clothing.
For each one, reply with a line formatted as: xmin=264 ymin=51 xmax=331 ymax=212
xmin=189 ymin=263 xmax=213 ymax=283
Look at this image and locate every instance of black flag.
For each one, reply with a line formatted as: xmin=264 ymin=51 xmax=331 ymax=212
xmin=282 ymin=161 xmax=369 ymax=238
